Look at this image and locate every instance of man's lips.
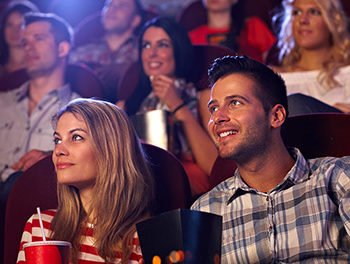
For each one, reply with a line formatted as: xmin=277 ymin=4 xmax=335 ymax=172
xmin=215 ymin=128 xmax=238 ymax=141
xmin=56 ymin=162 xmax=74 ymax=170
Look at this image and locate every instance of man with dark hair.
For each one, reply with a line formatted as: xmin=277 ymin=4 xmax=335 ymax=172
xmin=70 ymin=0 xmax=147 ymax=102
xmin=191 ymin=56 xmax=350 ymax=262
xmin=0 ymin=12 xmax=80 ymax=231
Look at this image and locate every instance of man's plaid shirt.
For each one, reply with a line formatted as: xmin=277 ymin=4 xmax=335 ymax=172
xmin=191 ymin=148 xmax=350 ymax=263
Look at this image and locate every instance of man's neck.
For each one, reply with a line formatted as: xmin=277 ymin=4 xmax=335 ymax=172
xmin=207 ymin=10 xmax=231 ymax=29
xmin=104 ymin=30 xmax=133 ymax=52
xmin=28 ymin=65 xmax=66 ymax=114
xmin=236 ymin=138 xmax=295 ymax=193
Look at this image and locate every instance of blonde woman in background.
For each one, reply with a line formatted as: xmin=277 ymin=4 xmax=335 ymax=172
xmin=271 ymin=0 xmax=350 ymax=115
xmin=17 ymin=98 xmax=154 ymax=263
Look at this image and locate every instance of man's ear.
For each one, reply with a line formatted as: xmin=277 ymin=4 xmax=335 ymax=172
xmin=58 ymin=41 xmax=71 ymax=58
xmin=270 ymin=104 xmax=287 ymax=128
xmin=131 ymin=14 xmax=141 ymax=30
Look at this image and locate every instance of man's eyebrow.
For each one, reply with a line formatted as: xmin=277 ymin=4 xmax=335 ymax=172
xmin=207 ymin=99 xmax=217 ymax=109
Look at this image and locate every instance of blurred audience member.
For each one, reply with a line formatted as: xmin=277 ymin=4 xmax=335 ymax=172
xmin=70 ymin=0 xmax=147 ymax=102
xmin=188 ymin=0 xmax=276 ymax=62
xmin=17 ymin=98 xmax=154 ymax=263
xmin=117 ymin=17 xmax=217 ymax=195
xmin=141 ymin=0 xmax=194 ymax=18
xmin=271 ymin=0 xmax=350 ymax=115
xmin=0 ymin=0 xmax=38 ymax=78
xmin=0 ymin=12 xmax=80 ymax=234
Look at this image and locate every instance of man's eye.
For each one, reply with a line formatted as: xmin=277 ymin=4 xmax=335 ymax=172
xmin=53 ymin=138 xmax=61 ymax=145
xmin=209 ymin=106 xmax=218 ymax=113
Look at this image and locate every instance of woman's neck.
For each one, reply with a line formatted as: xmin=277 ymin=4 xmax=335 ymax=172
xmin=207 ymin=10 xmax=231 ymax=29
xmin=6 ymin=46 xmax=25 ymax=72
xmin=292 ymin=47 xmax=331 ymax=72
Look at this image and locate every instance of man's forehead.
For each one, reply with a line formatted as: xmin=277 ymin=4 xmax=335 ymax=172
xmin=25 ymin=21 xmax=52 ymax=35
xmin=108 ymin=0 xmax=134 ymax=6
xmin=209 ymin=73 xmax=258 ymax=102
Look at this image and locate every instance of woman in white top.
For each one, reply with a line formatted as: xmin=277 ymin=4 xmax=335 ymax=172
xmin=270 ymin=0 xmax=350 ymax=114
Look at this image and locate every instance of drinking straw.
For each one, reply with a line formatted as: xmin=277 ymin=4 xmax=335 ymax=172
xmin=36 ymin=207 xmax=46 ymax=241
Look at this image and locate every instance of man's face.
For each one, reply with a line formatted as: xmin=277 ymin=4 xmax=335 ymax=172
xmin=102 ymin=0 xmax=139 ymax=34
xmin=23 ymin=21 xmax=61 ymax=78
xmin=208 ymin=73 xmax=271 ymax=162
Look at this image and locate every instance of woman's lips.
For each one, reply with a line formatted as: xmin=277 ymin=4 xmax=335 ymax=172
xmin=56 ymin=162 xmax=73 ymax=170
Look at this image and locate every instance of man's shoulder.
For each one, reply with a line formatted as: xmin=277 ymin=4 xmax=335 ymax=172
xmin=191 ymin=177 xmax=235 ymax=213
xmin=70 ymin=39 xmax=107 ymax=57
xmin=0 ymin=82 xmax=29 ymax=105
xmin=308 ymin=156 xmax=350 ymax=169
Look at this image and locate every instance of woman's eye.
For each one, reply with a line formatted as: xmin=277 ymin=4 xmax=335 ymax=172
xmin=292 ymin=9 xmax=301 ymax=16
xmin=158 ymin=42 xmax=170 ymax=48
xmin=231 ymin=100 xmax=241 ymax=106
xmin=142 ymin=42 xmax=151 ymax=49
xmin=53 ymin=138 xmax=61 ymax=145
xmin=72 ymin=134 xmax=83 ymax=141
xmin=310 ymin=8 xmax=321 ymax=15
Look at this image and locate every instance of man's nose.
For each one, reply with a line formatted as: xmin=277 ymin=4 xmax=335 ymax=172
xmin=213 ymin=107 xmax=230 ymax=124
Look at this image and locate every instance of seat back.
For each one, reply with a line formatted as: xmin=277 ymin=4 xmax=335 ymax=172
xmin=0 ymin=63 xmax=104 ymax=98
xmin=191 ymin=44 xmax=236 ymax=91
xmin=3 ymin=143 xmax=191 ymax=264
xmin=209 ymin=113 xmax=350 ymax=189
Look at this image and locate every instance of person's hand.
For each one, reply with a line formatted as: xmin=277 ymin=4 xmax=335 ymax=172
xmin=333 ymin=102 xmax=350 ymax=113
xmin=150 ymin=75 xmax=183 ymax=111
xmin=11 ymin=150 xmax=51 ymax=172
xmin=116 ymin=100 xmax=125 ymax=110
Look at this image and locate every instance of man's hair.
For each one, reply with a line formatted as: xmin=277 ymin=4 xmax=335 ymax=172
xmin=24 ymin=12 xmax=73 ymax=46
xmin=208 ymin=55 xmax=289 ymax=117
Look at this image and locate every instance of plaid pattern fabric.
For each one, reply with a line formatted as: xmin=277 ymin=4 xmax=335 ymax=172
xmin=191 ymin=148 xmax=350 ymax=263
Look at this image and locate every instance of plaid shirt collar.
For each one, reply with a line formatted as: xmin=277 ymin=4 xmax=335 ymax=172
xmin=219 ymin=148 xmax=312 ymax=205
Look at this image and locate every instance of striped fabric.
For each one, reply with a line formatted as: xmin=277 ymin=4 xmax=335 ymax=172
xmin=191 ymin=148 xmax=350 ymax=263
xmin=17 ymin=209 xmax=143 ymax=263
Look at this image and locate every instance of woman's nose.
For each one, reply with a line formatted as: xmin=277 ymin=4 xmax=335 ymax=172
xmin=299 ymin=12 xmax=310 ymax=24
xmin=54 ymin=143 xmax=68 ymax=156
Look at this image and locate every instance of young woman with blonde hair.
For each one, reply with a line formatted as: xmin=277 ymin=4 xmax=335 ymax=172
xmin=17 ymin=98 xmax=154 ymax=263
xmin=271 ymin=0 xmax=350 ymax=114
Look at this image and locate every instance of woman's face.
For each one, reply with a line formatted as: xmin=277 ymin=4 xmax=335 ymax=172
xmin=292 ymin=0 xmax=332 ymax=50
xmin=141 ymin=26 xmax=176 ymax=78
xmin=203 ymin=0 xmax=238 ymax=12
xmin=4 ymin=11 xmax=25 ymax=48
xmin=52 ymin=112 xmax=98 ymax=191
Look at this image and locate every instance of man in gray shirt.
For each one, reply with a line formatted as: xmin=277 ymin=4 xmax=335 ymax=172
xmin=0 ymin=12 xmax=80 ymax=244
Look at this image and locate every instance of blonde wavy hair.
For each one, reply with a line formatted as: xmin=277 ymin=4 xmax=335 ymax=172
xmin=273 ymin=0 xmax=350 ymax=89
xmin=50 ymin=98 xmax=154 ymax=263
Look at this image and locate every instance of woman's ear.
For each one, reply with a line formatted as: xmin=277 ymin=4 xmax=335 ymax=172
xmin=270 ymin=104 xmax=287 ymax=128
xmin=58 ymin=41 xmax=71 ymax=58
